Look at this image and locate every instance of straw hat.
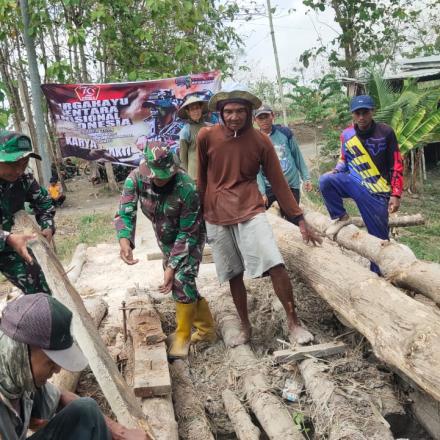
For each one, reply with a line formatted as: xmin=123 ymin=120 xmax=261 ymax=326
xmin=208 ymin=83 xmax=261 ymax=112
xmin=177 ymin=96 xmax=209 ymax=119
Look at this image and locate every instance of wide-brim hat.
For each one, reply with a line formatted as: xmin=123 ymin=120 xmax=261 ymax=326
xmin=0 ymin=131 xmax=42 ymax=163
xmin=177 ymin=96 xmax=209 ymax=119
xmin=208 ymin=84 xmax=262 ymax=112
xmin=143 ymin=141 xmax=177 ymax=180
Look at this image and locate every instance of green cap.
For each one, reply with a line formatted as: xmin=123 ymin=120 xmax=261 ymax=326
xmin=0 ymin=131 xmax=42 ymax=163
xmin=144 ymin=141 xmax=177 ymax=179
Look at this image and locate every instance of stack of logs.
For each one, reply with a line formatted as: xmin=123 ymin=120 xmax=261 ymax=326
xmin=15 ymin=209 xmax=440 ymax=439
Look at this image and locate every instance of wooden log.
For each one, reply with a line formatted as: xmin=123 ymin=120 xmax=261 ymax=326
xmin=303 ymin=209 xmax=440 ymax=305
xmin=169 ymin=359 xmax=215 ymax=440
xmin=14 ymin=211 xmax=155 ymax=439
xmin=222 ymin=389 xmax=261 ymax=440
xmin=351 ymin=213 xmax=425 ymax=228
xmin=142 ymin=396 xmax=179 ymax=440
xmin=51 ymin=297 xmax=108 ymax=392
xmin=273 ymin=341 xmax=348 ymax=364
xmin=213 ymin=293 xmax=303 ymax=440
xmin=268 ymin=212 xmax=440 ymax=402
xmin=410 ymin=388 xmax=440 ymax=440
xmin=299 ymin=359 xmax=394 ymax=439
xmin=126 ymin=295 xmax=171 ymax=397
xmin=66 ymin=243 xmax=87 ymax=283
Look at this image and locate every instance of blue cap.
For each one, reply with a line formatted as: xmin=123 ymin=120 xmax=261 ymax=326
xmin=350 ymin=95 xmax=375 ymax=112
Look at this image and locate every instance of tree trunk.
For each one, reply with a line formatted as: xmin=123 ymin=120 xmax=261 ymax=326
xmin=267 ymin=212 xmax=440 ymax=402
xmin=169 ymin=360 xmax=215 ymax=440
xmin=19 ymin=0 xmax=52 ymax=186
xmin=303 ymin=210 xmax=440 ymax=305
xmin=221 ymin=389 xmax=261 ymax=440
xmin=299 ymin=359 xmax=394 ymax=439
xmin=105 ymin=161 xmax=119 ymax=191
xmin=350 ymin=213 xmax=425 ymax=228
xmin=212 ymin=292 xmax=304 ymax=440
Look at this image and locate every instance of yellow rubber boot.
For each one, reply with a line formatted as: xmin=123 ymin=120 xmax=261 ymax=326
xmin=168 ymin=302 xmax=197 ymax=359
xmin=191 ymin=298 xmax=217 ymax=343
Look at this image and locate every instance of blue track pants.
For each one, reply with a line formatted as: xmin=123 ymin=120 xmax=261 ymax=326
xmin=319 ymin=172 xmax=389 ymax=275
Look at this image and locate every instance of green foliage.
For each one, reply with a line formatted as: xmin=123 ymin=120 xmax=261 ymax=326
xmin=292 ymin=411 xmax=311 ymax=438
xmin=301 ymin=0 xmax=422 ymax=77
xmin=369 ymin=74 xmax=440 ymax=155
xmin=284 ymin=73 xmax=350 ymax=156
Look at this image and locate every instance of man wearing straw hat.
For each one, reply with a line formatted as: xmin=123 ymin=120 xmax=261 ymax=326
xmin=177 ymin=96 xmax=210 ymax=181
xmin=197 ymin=84 xmax=321 ymax=346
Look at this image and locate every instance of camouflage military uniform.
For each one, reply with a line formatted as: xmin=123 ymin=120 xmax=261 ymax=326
xmin=115 ymin=164 xmax=205 ymax=303
xmin=0 ymin=173 xmax=55 ymax=294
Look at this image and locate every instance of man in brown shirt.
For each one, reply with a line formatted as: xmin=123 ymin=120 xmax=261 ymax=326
xmin=197 ymin=85 xmax=321 ymax=346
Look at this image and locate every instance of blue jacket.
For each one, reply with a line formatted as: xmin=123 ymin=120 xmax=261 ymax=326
xmin=257 ymin=125 xmax=310 ymax=194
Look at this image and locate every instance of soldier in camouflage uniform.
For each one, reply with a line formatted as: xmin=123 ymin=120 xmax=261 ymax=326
xmin=0 ymin=131 xmax=55 ymax=295
xmin=115 ymin=141 xmax=216 ymax=359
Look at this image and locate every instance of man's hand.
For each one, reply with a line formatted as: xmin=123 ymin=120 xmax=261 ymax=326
xmin=388 ymin=196 xmax=400 ymax=214
xmin=298 ymin=220 xmax=322 ymax=246
xmin=6 ymin=233 xmax=36 ymax=264
xmin=119 ymin=238 xmax=139 ymax=265
xmin=303 ymin=181 xmax=313 ymax=192
xmin=41 ymin=229 xmax=54 ymax=242
xmin=159 ymin=266 xmax=175 ymax=294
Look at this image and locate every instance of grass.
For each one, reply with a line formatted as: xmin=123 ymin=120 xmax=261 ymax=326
xmin=305 ymin=166 xmax=440 ymax=263
xmin=55 ymin=212 xmax=116 ymax=263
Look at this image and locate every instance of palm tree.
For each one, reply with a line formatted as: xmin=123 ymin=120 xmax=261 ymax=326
xmin=368 ymin=73 xmax=440 ymax=156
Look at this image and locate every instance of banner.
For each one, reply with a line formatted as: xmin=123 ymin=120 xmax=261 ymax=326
xmin=42 ymin=71 xmax=221 ymax=166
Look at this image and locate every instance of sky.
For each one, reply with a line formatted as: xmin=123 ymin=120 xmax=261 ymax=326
xmin=231 ymin=0 xmax=337 ymax=82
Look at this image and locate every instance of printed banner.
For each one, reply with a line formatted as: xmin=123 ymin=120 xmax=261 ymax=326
xmin=42 ymin=71 xmax=221 ymax=166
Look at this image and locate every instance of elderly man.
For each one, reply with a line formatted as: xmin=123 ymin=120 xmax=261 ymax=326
xmin=319 ymin=95 xmax=403 ymax=274
xmin=0 ymin=293 xmax=147 ymax=439
xmin=115 ymin=141 xmax=215 ymax=359
xmin=197 ymin=85 xmax=321 ymax=346
xmin=254 ymin=104 xmax=312 ymax=222
xmin=0 ymin=131 xmax=55 ymax=295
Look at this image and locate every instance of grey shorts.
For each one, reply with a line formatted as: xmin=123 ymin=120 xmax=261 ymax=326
xmin=206 ymin=213 xmax=284 ymax=283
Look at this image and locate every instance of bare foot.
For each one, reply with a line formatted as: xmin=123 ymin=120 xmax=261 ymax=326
xmin=288 ymin=325 xmax=314 ymax=345
xmin=229 ymin=324 xmax=252 ymax=348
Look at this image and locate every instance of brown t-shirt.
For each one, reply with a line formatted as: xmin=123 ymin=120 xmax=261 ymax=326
xmin=196 ymin=124 xmax=303 ymax=225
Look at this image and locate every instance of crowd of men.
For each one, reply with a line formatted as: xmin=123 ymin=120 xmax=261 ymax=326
xmin=0 ymin=85 xmax=403 ymax=439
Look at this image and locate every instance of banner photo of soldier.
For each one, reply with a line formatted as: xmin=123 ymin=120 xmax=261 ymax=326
xmin=41 ymin=71 xmax=221 ymax=167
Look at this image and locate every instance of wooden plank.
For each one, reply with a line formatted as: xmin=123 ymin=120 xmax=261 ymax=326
xmin=14 ymin=211 xmax=155 ymax=439
xmin=126 ymin=296 xmax=171 ymax=398
xmin=410 ymin=388 xmax=440 ymax=440
xmin=273 ymin=341 xmax=348 ymax=364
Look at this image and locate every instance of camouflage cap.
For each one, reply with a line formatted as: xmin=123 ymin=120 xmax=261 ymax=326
xmin=144 ymin=141 xmax=177 ymax=179
xmin=0 ymin=131 xmax=42 ymax=163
